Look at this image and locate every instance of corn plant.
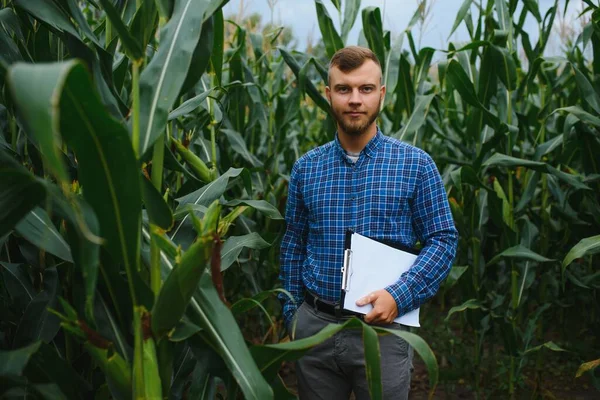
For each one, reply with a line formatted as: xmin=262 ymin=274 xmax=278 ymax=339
xmin=0 ymin=0 xmax=441 ymax=399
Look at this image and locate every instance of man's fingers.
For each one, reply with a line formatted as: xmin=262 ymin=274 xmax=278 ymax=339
xmin=356 ymin=292 xmax=378 ymax=306
xmin=364 ymin=308 xmax=380 ymax=323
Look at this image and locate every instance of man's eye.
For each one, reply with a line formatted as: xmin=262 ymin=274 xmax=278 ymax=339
xmin=338 ymin=87 xmax=349 ymax=93
xmin=362 ymin=87 xmax=373 ymax=93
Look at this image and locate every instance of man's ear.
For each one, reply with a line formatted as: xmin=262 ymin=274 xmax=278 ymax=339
xmin=325 ymin=86 xmax=331 ymax=103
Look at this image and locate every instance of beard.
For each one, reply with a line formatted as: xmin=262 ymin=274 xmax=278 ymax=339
xmin=331 ymin=96 xmax=382 ymax=137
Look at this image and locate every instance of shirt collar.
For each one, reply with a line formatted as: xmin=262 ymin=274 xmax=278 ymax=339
xmin=334 ymin=127 xmax=383 ymax=160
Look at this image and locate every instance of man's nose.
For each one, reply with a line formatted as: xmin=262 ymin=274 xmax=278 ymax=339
xmin=348 ymin=89 xmax=362 ymax=105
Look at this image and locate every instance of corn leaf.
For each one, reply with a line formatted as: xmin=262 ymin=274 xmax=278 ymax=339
xmin=0 ymin=152 xmax=46 ymax=237
xmin=138 ymin=0 xmax=210 ymax=156
xmin=220 ymin=233 xmax=271 ymax=271
xmin=15 ymin=207 xmax=72 ymax=263
xmin=362 ymin=324 xmax=382 ymax=399
xmin=9 ymin=61 xmax=143 ymax=305
xmin=361 ymin=7 xmax=386 ymax=74
xmin=562 ymin=235 xmax=600 ymax=273
xmin=487 ymin=245 xmax=555 ymax=266
xmin=315 ymin=0 xmax=344 ymax=58
xmin=342 ymin=0 xmax=361 ymax=42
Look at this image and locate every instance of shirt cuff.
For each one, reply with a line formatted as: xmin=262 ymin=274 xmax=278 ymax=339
xmin=385 ymin=280 xmax=414 ymax=317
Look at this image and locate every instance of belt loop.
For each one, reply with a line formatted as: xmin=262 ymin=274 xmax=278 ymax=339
xmin=312 ymin=293 xmax=319 ymax=313
xmin=334 ymin=304 xmax=342 ymax=319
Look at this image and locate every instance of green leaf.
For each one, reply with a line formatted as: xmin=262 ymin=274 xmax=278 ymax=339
xmin=141 ymin=175 xmax=174 ymax=230
xmin=449 ymin=0 xmax=474 ymax=37
xmin=168 ymin=89 xmax=213 ymax=119
xmin=446 ymin=59 xmax=480 ymax=107
xmin=554 ymin=105 xmax=600 ymax=127
xmin=179 ymin=15 xmax=214 ymax=95
xmin=14 ymin=0 xmax=80 ymax=40
xmin=279 ymin=47 xmax=331 ymax=114
xmin=0 ymin=262 xmax=35 ymax=311
xmin=445 ymin=299 xmax=484 ymax=321
xmin=209 ymin=9 xmax=224 ymax=85
xmin=396 ymin=93 xmax=435 ymax=141
xmin=491 ymin=45 xmax=517 ymax=91
xmin=220 ymin=233 xmax=271 ymax=271
xmin=523 ymin=341 xmax=566 ymax=355
xmin=15 ymin=207 xmax=73 ymax=262
xmin=221 ymin=129 xmax=263 ymax=167
xmin=189 ymin=273 xmax=273 ymax=399
xmin=361 ymin=7 xmax=386 ymax=73
xmin=562 ymin=235 xmax=600 ymax=273
xmin=51 ymin=189 xmax=101 ymax=324
xmin=483 ymin=153 xmax=546 ymax=169
xmin=231 ymin=289 xmax=292 ymax=316
xmin=14 ymin=268 xmax=60 ymax=346
xmin=492 ymin=179 xmax=513 ymax=229
xmin=523 ymin=0 xmax=542 ymax=22
xmin=222 ymin=200 xmax=283 ymax=220
xmin=0 ymin=341 xmax=41 ymax=376
xmin=7 ymin=58 xmax=69 ymax=182
xmin=341 ymin=0 xmax=361 ymax=42
xmin=487 ymin=245 xmax=554 ymax=266
xmin=129 ymin=0 xmax=158 ymax=52
xmin=170 ymin=317 xmax=202 ymax=342
xmin=173 ymin=204 xmax=208 ymax=221
xmin=251 ymin=318 xmax=439 ymax=389
xmin=483 ymin=154 xmax=590 ymax=190
xmin=571 ymin=65 xmax=600 ymax=115
xmin=315 ymin=0 xmax=344 ymax=58
xmin=362 ymin=324 xmax=382 ymax=399
xmin=329 ymin=0 xmax=341 ymax=11
xmin=443 ymin=266 xmax=469 ymax=290
xmin=172 ymin=168 xmax=246 ymax=242
xmin=576 ymin=358 xmax=600 ymax=378
xmin=494 ymin=0 xmax=512 ymax=36
xmin=0 ymin=152 xmax=47 ymax=237
xmin=97 ymin=0 xmax=143 ymax=59
xmin=9 ymin=61 xmax=143 ymax=304
xmin=152 ymin=201 xmax=220 ymax=338
xmin=13 ymin=337 xmax=93 ymax=398
xmin=138 ymin=0 xmax=210 ymax=156
xmin=95 ymin=294 xmax=131 ymax=362
xmin=155 ymin=0 xmax=174 ymax=20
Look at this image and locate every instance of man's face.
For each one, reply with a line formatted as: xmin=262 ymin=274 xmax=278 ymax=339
xmin=326 ymin=60 xmax=385 ymax=137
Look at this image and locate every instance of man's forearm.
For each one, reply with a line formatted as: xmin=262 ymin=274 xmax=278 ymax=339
xmin=385 ymin=229 xmax=458 ymax=316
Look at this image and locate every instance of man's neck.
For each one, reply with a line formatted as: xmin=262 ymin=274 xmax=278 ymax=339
xmin=337 ymin=124 xmax=378 ymax=153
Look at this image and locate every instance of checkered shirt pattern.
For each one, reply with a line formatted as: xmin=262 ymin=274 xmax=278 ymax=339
xmin=279 ymin=129 xmax=458 ymax=326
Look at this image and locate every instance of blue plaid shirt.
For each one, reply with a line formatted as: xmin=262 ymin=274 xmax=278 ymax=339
xmin=279 ymin=129 xmax=458 ymax=325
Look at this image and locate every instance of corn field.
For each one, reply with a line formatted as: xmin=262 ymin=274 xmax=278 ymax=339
xmin=0 ymin=0 xmax=598 ymax=398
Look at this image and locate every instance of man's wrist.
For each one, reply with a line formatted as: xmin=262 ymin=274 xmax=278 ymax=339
xmin=384 ymin=282 xmax=413 ymax=317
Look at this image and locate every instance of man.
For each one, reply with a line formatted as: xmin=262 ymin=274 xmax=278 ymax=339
xmin=279 ymin=46 xmax=458 ymax=399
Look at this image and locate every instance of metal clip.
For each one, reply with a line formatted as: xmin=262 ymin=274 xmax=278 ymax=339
xmin=341 ymin=249 xmax=352 ymax=292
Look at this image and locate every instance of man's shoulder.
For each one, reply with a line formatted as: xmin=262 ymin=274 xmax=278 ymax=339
xmin=296 ymin=141 xmax=336 ymax=165
xmin=380 ymin=134 xmax=431 ymax=161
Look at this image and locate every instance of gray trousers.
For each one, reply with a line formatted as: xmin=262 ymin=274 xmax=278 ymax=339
xmin=292 ymin=301 xmax=414 ymax=400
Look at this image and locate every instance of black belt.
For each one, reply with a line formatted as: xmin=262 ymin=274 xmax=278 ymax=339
xmin=304 ymin=291 xmax=358 ymax=319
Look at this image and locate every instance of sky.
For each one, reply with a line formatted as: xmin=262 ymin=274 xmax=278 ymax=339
xmin=222 ymin=0 xmax=587 ymax=56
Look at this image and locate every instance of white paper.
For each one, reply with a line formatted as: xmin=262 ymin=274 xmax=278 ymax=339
xmin=342 ymin=233 xmax=420 ymax=327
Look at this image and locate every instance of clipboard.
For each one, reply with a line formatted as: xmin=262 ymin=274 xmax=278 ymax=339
xmin=340 ymin=230 xmax=421 ymax=327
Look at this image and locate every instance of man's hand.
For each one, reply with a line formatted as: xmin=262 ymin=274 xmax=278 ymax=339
xmin=356 ymin=289 xmax=398 ymax=324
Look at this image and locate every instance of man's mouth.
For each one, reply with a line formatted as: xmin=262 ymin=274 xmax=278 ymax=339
xmin=345 ymin=111 xmax=365 ymax=117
